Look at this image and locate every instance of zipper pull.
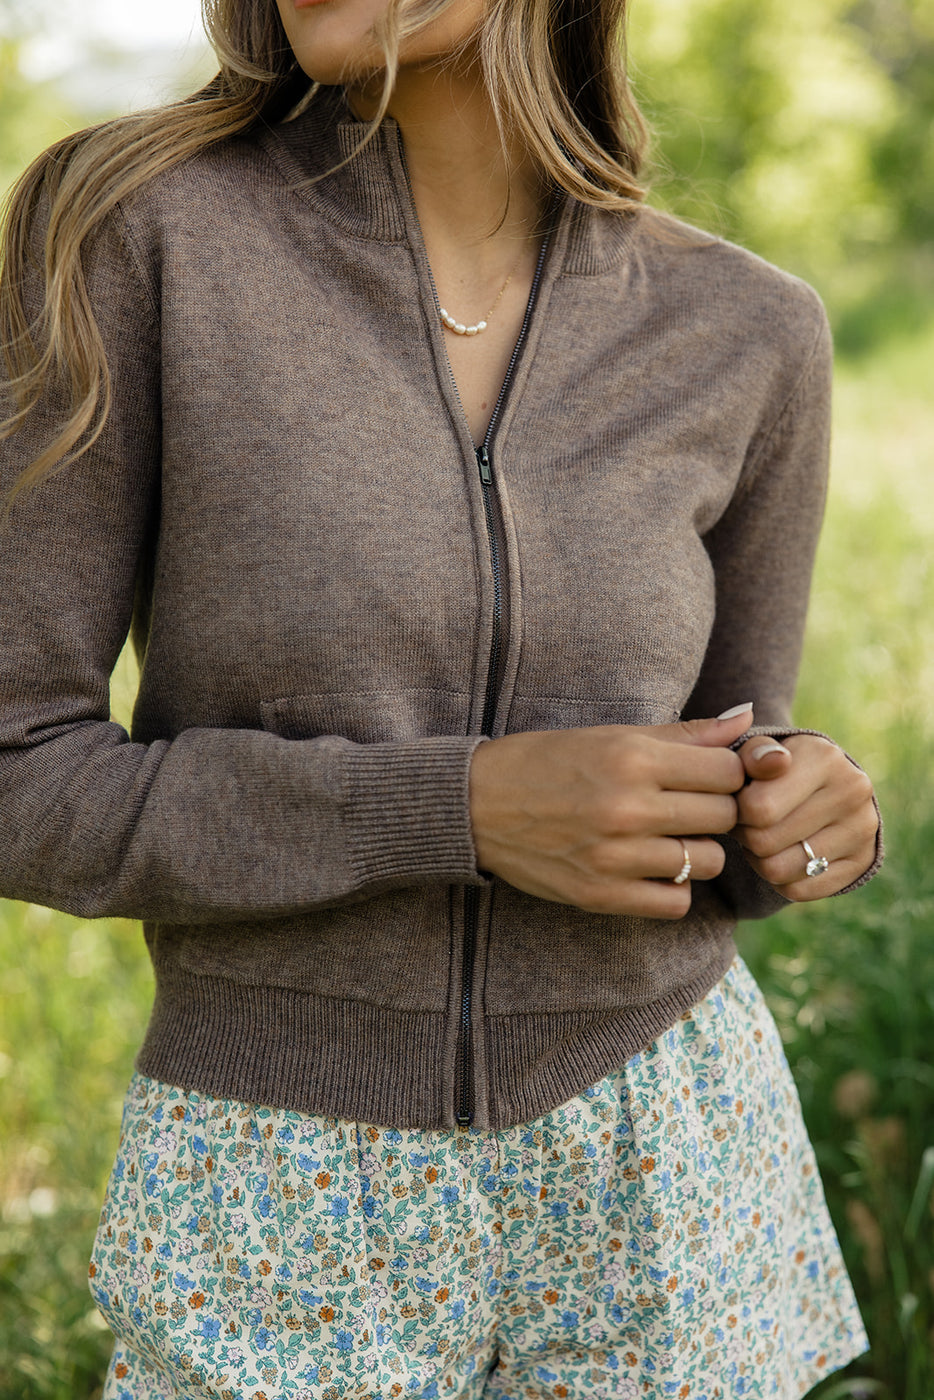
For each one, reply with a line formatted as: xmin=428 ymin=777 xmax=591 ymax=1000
xmin=476 ymin=445 xmax=492 ymax=485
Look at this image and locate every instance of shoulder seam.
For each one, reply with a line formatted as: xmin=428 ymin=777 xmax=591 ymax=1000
xmin=735 ymin=299 xmax=830 ymax=499
xmin=111 ymin=201 xmax=160 ymax=320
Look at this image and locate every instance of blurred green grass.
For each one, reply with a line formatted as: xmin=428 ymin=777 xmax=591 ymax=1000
xmin=1 ymin=322 xmax=933 ymax=1397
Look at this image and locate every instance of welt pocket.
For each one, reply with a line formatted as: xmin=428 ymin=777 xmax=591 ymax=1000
xmin=260 ymin=688 xmax=471 ymax=745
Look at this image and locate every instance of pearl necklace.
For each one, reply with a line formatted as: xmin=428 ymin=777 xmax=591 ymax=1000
xmin=439 ymin=260 xmax=519 ymax=337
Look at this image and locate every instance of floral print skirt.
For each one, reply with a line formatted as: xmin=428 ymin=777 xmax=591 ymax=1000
xmin=90 ymin=955 xmax=867 ymax=1400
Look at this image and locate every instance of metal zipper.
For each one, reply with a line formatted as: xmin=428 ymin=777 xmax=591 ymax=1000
xmin=455 ymin=230 xmax=554 ymax=1127
xmin=393 ymin=130 xmax=557 ymax=1126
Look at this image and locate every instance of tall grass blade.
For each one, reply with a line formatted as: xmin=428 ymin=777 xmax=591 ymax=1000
xmin=903 ymin=1145 xmax=934 ymax=1242
xmin=814 ymin=1380 xmax=891 ymax=1399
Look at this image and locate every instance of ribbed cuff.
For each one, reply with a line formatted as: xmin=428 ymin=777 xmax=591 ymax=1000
xmin=341 ymin=734 xmax=489 ymax=889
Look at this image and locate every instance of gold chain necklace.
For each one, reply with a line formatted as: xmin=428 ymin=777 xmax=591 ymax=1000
xmin=439 ymin=257 xmax=521 ymax=337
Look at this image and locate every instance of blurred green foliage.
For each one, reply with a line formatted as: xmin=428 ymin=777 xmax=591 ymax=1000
xmin=630 ymin=0 xmax=934 ymax=351
xmin=0 ymin=38 xmax=80 ymax=197
xmin=1 ymin=0 xmax=933 ymax=1397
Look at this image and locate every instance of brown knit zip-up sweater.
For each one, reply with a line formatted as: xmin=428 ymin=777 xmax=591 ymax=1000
xmin=0 ymin=90 xmax=880 ymax=1129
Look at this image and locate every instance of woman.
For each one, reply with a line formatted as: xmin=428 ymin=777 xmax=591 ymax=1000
xmin=0 ymin=0 xmax=881 ymax=1395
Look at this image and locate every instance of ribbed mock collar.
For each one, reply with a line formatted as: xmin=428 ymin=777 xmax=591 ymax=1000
xmin=257 ymin=84 xmax=638 ymax=275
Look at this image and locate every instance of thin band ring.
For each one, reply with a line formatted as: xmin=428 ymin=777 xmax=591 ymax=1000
xmin=802 ymin=839 xmax=830 ymax=878
xmin=673 ymin=841 xmax=692 ymax=885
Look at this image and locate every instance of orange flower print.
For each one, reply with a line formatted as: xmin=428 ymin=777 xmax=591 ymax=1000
xmin=92 ymin=965 xmax=865 ymax=1400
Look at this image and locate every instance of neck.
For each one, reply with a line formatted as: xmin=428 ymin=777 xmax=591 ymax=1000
xmin=348 ymin=59 xmax=547 ymax=261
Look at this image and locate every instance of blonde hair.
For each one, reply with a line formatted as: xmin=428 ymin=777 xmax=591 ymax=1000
xmin=0 ymin=0 xmax=647 ymax=516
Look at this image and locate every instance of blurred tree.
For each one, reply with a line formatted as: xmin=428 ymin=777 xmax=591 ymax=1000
xmin=848 ymin=0 xmax=934 ymax=246
xmin=0 ymin=34 xmax=81 ymax=197
xmin=629 ymin=0 xmax=934 ymax=347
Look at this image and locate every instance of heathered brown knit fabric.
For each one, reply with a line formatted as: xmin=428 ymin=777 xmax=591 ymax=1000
xmin=0 ymin=88 xmax=880 ymax=1128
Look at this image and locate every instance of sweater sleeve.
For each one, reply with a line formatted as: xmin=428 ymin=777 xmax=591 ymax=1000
xmin=0 ymin=204 xmax=485 ymax=925
xmin=681 ymin=294 xmax=883 ymax=917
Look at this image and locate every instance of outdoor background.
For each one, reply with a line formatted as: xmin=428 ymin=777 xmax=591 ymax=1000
xmin=1 ymin=0 xmax=932 ymax=1396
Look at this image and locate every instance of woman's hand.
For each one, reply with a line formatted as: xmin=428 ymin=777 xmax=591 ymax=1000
xmin=733 ymin=734 xmax=879 ymax=899
xmin=468 ymin=707 xmax=751 ymax=919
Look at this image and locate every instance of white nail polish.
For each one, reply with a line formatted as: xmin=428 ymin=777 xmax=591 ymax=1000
xmin=717 ymin=702 xmax=754 ymax=721
xmin=751 ymin=741 xmax=791 ymax=760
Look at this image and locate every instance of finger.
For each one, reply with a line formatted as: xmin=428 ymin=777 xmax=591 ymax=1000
xmin=739 ymin=808 xmax=877 ymax=894
xmin=654 ymin=744 xmax=746 ymax=796
xmin=647 ymin=703 xmax=754 ymax=752
xmin=735 ymin=789 xmax=840 ymax=857
xmin=643 ymin=836 xmax=726 ymax=883
xmin=739 ymin=823 xmax=838 ymax=885
xmin=738 ymin=736 xmax=793 ymax=783
xmin=736 ymin=760 xmax=829 ymax=830
xmin=737 ymin=752 xmax=872 ymax=845
xmin=638 ymin=790 xmax=739 ymax=836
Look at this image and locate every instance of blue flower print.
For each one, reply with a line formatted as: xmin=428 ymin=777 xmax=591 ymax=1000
xmin=92 ymin=960 xmax=865 ymax=1400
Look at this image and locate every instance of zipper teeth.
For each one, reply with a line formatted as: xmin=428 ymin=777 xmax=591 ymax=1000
xmin=396 ymin=127 xmax=559 ymax=1126
xmin=458 ymin=885 xmax=478 ymax=1124
xmin=459 ymin=205 xmax=558 ymax=1127
xmin=478 ymin=474 xmax=502 ymax=738
xmin=479 ymin=221 xmax=555 ymax=452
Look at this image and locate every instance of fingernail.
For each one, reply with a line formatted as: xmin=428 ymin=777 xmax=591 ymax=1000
xmin=751 ymin=741 xmax=791 ymax=760
xmin=716 ymin=702 xmax=754 ymax=721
